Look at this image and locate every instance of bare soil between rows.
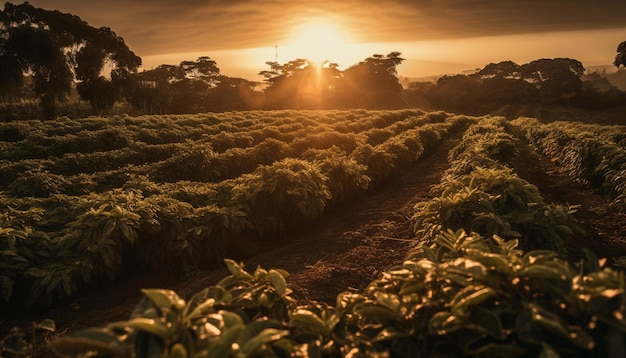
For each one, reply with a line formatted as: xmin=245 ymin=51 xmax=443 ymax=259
xmin=3 ymin=130 xmax=626 ymax=356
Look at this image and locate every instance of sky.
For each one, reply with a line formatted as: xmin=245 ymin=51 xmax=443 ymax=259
xmin=24 ymin=0 xmax=626 ymax=80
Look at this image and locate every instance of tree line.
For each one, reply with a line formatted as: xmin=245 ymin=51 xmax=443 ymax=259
xmin=1 ymin=2 xmax=626 ymax=120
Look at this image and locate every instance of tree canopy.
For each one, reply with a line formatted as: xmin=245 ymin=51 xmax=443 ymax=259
xmin=127 ymin=56 xmax=257 ymax=114
xmin=0 ymin=1 xmax=141 ymax=118
xmin=259 ymin=52 xmax=405 ymax=109
xmin=615 ymin=41 xmax=626 ymax=68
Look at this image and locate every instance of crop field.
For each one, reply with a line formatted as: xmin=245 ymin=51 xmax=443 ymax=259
xmin=1 ymin=110 xmax=626 ymax=356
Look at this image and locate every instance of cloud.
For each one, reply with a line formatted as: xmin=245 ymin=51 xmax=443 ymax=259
xmin=22 ymin=0 xmax=626 ymax=58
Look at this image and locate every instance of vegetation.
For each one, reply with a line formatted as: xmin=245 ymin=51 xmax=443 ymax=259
xmin=2 ymin=2 xmax=625 ymax=120
xmin=0 ymin=2 xmax=141 ymax=118
xmin=1 ymin=3 xmax=625 ymax=357
xmin=0 ymin=109 xmax=474 ymax=310
xmin=1 ymin=114 xmax=616 ymax=357
xmin=514 ymin=118 xmax=626 ymax=212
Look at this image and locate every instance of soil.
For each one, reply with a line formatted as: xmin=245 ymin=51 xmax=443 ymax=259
xmin=2 ymin=128 xmax=626 ymax=357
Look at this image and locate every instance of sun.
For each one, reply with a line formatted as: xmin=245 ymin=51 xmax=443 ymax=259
xmin=282 ymin=20 xmax=355 ymax=66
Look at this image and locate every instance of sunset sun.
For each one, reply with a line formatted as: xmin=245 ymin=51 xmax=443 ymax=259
xmin=282 ymin=20 xmax=355 ymax=65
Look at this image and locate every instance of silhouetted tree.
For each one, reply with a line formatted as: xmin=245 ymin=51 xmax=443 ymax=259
xmin=260 ymin=59 xmax=341 ymax=109
xmin=475 ymin=61 xmax=522 ymax=80
xmin=615 ymin=41 xmax=626 ymax=68
xmin=521 ymin=58 xmax=585 ymax=100
xmin=337 ymin=52 xmax=405 ymax=108
xmin=0 ymin=2 xmax=141 ymax=118
xmin=127 ymin=56 xmax=256 ymax=113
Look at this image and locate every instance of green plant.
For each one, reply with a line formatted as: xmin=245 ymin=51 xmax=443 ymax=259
xmin=51 ymin=260 xmax=294 ymax=357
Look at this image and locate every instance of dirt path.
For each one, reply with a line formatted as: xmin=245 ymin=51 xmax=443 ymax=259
xmin=1 ymin=137 xmax=458 ymax=343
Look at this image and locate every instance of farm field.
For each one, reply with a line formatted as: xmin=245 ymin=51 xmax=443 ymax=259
xmin=2 ymin=109 xmax=626 ymax=356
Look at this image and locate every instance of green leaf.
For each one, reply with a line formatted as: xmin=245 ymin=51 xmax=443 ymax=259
xmin=207 ymin=324 xmax=245 ymax=358
xmin=290 ymin=309 xmax=329 ymax=335
xmin=224 ymin=259 xmax=253 ymax=281
xmin=141 ymin=289 xmax=186 ymax=311
xmin=429 ymin=311 xmax=462 ymax=335
xmin=240 ymin=328 xmax=289 ymax=356
xmin=110 ymin=317 xmax=168 ymax=339
xmin=354 ymin=302 xmax=398 ymax=322
xmin=102 ymin=219 xmax=116 ymax=240
xmin=183 ymin=286 xmax=230 ymax=321
xmin=375 ymin=291 xmax=401 ymax=314
xmin=119 ymin=222 xmax=134 ymax=243
xmin=517 ymin=264 xmax=567 ymax=281
xmin=51 ymin=328 xmax=125 ymax=356
xmin=268 ymin=269 xmax=287 ymax=296
xmin=465 ymin=306 xmax=505 ymax=340
xmin=451 ymin=286 xmax=495 ymax=315
xmin=36 ymin=319 xmax=56 ymax=332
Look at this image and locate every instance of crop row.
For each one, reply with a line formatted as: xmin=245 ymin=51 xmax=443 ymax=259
xmin=0 ymin=112 xmax=473 ymax=309
xmin=44 ymin=118 xmax=626 ymax=357
xmin=514 ymin=118 xmax=626 ymax=212
xmin=0 ymin=109 xmax=443 ymax=160
xmin=0 ymin=110 xmax=452 ymax=196
xmin=414 ymin=117 xmax=582 ymax=259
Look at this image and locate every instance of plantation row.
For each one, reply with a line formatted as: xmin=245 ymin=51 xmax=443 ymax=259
xmin=0 ymin=110 xmax=474 ymax=309
xmin=514 ymin=118 xmax=626 ymax=212
xmin=413 ymin=117 xmax=579 ymax=259
xmin=0 ymin=110 xmax=452 ymax=195
xmin=49 ymin=117 xmax=626 ymax=357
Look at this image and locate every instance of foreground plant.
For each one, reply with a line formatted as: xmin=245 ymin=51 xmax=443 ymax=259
xmin=49 ymin=232 xmax=626 ymax=357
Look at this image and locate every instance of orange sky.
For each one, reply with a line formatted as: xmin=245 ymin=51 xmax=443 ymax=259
xmin=24 ymin=1 xmax=626 ymax=80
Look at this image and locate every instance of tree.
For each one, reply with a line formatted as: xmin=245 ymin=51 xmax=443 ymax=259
xmin=260 ymin=59 xmax=341 ymax=109
xmin=127 ymin=56 xmax=226 ymax=113
xmin=521 ymin=58 xmax=585 ymax=100
xmin=337 ymin=52 xmax=405 ymax=108
xmin=615 ymin=41 xmax=626 ymax=68
xmin=0 ymin=2 xmax=141 ymax=118
xmin=474 ymin=61 xmax=522 ymax=80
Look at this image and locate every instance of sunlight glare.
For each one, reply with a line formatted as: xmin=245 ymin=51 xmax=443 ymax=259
xmin=282 ymin=20 xmax=356 ymax=66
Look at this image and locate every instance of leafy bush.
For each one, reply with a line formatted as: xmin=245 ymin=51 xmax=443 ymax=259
xmin=517 ymin=118 xmax=626 ymax=212
xmin=49 ymin=232 xmax=626 ymax=357
xmin=302 ymin=146 xmax=371 ymax=205
xmin=230 ymin=158 xmax=331 ymax=236
xmin=415 ymin=167 xmax=577 ymax=257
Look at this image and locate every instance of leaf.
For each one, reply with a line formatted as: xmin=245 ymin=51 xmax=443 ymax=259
xmin=354 ymin=302 xmax=398 ymax=322
xmin=36 ymin=319 xmax=56 ymax=332
xmin=517 ymin=264 xmax=567 ymax=281
xmin=207 ymin=324 xmax=245 ymax=358
xmin=465 ymin=306 xmax=505 ymax=340
xmin=141 ymin=289 xmax=186 ymax=311
xmin=451 ymin=286 xmax=495 ymax=316
xmin=240 ymin=328 xmax=289 ymax=356
xmin=25 ymin=267 xmax=48 ymax=278
xmin=110 ymin=317 xmax=168 ymax=339
xmin=268 ymin=269 xmax=287 ymax=296
xmin=102 ymin=219 xmax=116 ymax=240
xmin=224 ymin=259 xmax=253 ymax=281
xmin=183 ymin=287 xmax=230 ymax=321
xmin=118 ymin=222 xmax=134 ymax=243
xmin=429 ymin=311 xmax=462 ymax=335
xmin=290 ymin=309 xmax=329 ymax=335
xmin=169 ymin=343 xmax=189 ymax=358
xmin=51 ymin=328 xmax=125 ymax=356
xmin=374 ymin=291 xmax=401 ymax=314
